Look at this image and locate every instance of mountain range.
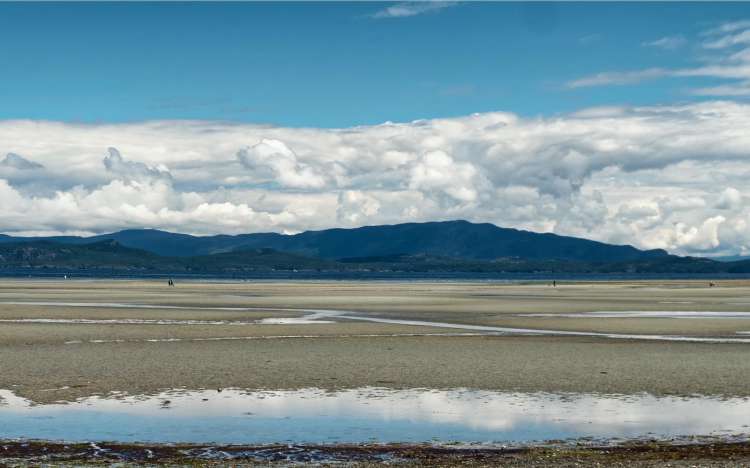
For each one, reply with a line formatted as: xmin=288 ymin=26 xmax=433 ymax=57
xmin=0 ymin=220 xmax=668 ymax=261
xmin=0 ymin=220 xmax=746 ymax=276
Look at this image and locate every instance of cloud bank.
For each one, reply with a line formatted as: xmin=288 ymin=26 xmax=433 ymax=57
xmin=0 ymin=101 xmax=749 ymax=255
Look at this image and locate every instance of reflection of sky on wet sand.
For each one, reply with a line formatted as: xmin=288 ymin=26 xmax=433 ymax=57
xmin=256 ymin=309 xmax=340 ymax=324
xmin=1 ymin=388 xmax=749 ymax=445
xmin=519 ymin=311 xmax=750 ymax=318
xmin=6 ymin=300 xmax=750 ymax=343
xmin=0 ymin=301 xmax=265 ymax=311
xmin=0 ymin=318 xmax=258 ymax=325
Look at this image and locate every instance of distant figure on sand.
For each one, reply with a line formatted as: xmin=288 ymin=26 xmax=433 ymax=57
xmin=168 ymin=278 xmax=174 ymax=287
xmin=709 ymin=281 xmax=715 ymax=288
xmin=552 ymin=280 xmax=557 ymax=288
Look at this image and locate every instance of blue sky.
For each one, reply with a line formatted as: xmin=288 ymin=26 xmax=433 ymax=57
xmin=1 ymin=2 xmax=748 ymax=127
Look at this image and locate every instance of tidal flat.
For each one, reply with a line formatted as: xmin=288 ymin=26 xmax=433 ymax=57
xmin=2 ymin=279 xmax=750 ymax=465
xmin=2 ymin=279 xmax=750 ymax=402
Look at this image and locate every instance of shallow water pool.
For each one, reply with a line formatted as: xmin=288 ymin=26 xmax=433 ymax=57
xmin=1 ymin=388 xmax=749 ymax=445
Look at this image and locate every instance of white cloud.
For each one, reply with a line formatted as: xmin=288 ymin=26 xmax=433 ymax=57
xmin=567 ymin=68 xmax=669 ymax=88
xmin=103 ymin=147 xmax=172 ymax=182
xmin=703 ymin=20 xmax=750 ymax=36
xmin=337 ymin=190 xmax=381 ymax=225
xmin=716 ymin=187 xmax=743 ymax=210
xmin=1 ymin=102 xmax=750 ymax=254
xmin=704 ymin=29 xmax=750 ymax=49
xmin=642 ymin=35 xmax=687 ymax=50
xmin=568 ymin=20 xmax=750 ymax=96
xmin=371 ymin=1 xmax=457 ymax=19
xmin=237 ymin=139 xmax=327 ymax=189
xmin=689 ymin=80 xmax=750 ymax=97
xmin=408 ymin=150 xmax=483 ymax=203
xmin=672 ymin=216 xmax=726 ymax=251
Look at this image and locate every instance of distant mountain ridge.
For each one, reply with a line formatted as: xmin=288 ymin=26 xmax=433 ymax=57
xmin=0 ymin=220 xmax=669 ymax=263
xmin=0 ymin=237 xmax=747 ymax=276
xmin=0 ymin=240 xmax=332 ymax=273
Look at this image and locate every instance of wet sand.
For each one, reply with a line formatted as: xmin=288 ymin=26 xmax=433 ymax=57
xmin=2 ymin=279 xmax=750 ymax=403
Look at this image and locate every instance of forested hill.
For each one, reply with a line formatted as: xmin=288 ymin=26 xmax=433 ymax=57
xmin=0 ymin=220 xmax=669 ymax=262
xmin=0 ymin=235 xmax=748 ymax=276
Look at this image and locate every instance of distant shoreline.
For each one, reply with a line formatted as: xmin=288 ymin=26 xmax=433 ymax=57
xmin=2 ymin=270 xmax=750 ymax=281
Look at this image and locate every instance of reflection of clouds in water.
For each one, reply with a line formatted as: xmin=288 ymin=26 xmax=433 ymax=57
xmin=0 ymin=390 xmax=30 ymax=408
xmin=372 ymin=391 xmax=750 ymax=434
xmin=2 ymin=388 xmax=750 ymax=443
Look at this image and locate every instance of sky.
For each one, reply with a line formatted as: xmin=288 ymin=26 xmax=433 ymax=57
xmin=1 ymin=2 xmax=750 ymax=256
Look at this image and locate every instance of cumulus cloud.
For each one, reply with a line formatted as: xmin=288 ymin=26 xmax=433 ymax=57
xmin=1 ymin=102 xmax=750 ymax=255
xmin=716 ymin=187 xmax=743 ymax=210
xmin=337 ymin=190 xmax=381 ymax=225
xmin=673 ymin=216 xmax=726 ymax=251
xmin=1 ymin=153 xmax=44 ymax=170
xmin=237 ymin=139 xmax=327 ymax=189
xmin=408 ymin=150 xmax=484 ymax=203
xmin=103 ymin=147 xmax=172 ymax=182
